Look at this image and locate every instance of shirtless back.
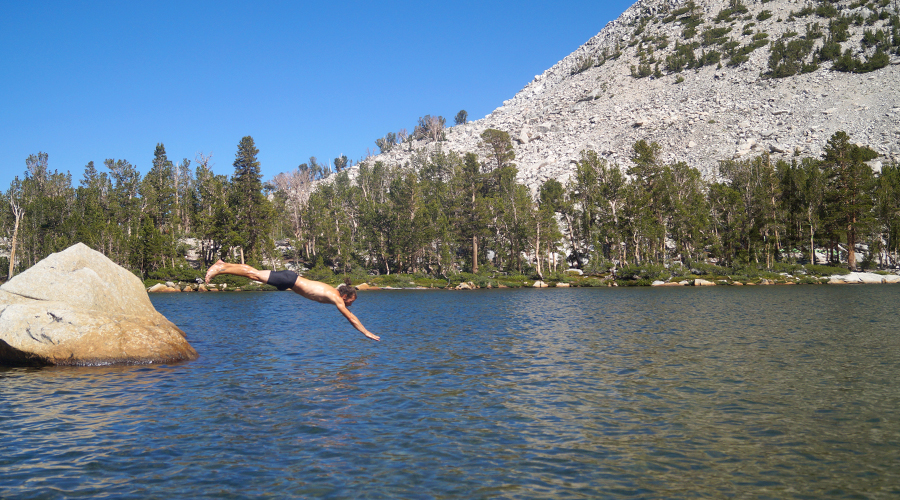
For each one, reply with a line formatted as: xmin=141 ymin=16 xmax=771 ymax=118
xmin=204 ymin=260 xmax=379 ymax=341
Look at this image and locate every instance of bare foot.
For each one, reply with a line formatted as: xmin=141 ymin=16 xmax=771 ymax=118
xmin=205 ymin=260 xmax=226 ymax=284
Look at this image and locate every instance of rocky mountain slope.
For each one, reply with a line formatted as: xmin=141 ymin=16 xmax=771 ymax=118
xmin=355 ymin=0 xmax=900 ymax=189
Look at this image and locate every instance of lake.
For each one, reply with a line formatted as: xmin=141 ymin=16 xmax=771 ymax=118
xmin=2 ymin=286 xmax=900 ymax=498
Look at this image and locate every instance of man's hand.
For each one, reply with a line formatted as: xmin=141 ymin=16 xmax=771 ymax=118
xmin=336 ymin=303 xmax=380 ymax=341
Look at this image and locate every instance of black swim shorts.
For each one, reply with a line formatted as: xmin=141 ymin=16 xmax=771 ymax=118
xmin=267 ymin=270 xmax=298 ymax=291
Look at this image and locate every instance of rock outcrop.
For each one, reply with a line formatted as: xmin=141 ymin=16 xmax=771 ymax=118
xmin=346 ymin=0 xmax=899 ymax=191
xmin=0 ymin=243 xmax=198 ymax=366
xmin=828 ymin=272 xmax=900 ymax=284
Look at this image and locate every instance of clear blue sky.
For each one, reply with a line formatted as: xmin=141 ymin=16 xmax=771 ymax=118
xmin=1 ymin=1 xmax=633 ymax=190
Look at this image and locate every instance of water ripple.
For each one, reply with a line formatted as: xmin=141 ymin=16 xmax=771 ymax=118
xmin=2 ymin=286 xmax=900 ymax=498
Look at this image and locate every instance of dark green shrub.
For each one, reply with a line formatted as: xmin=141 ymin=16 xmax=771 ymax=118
xmin=700 ymin=49 xmax=722 ymax=66
xmin=863 ymin=48 xmax=891 ymax=70
xmin=702 ymin=26 xmax=732 ymax=46
xmin=829 ymin=17 xmax=851 ymax=42
xmin=861 ymin=29 xmax=885 ymax=48
xmin=817 ymin=3 xmax=839 ymax=18
xmin=690 ymin=261 xmax=733 ymax=276
xmin=148 ymin=266 xmax=204 ymax=283
xmin=757 ymin=10 xmax=773 ymax=21
xmin=818 ymin=36 xmax=843 ymax=60
xmin=207 ymin=273 xmax=250 ymax=288
xmin=666 ymin=41 xmax=698 ymax=72
xmin=805 ymin=264 xmax=850 ymax=276
xmin=304 ymin=257 xmax=334 ymax=282
xmin=722 ymin=40 xmax=740 ymax=52
xmin=616 ymin=263 xmax=670 ymax=282
xmin=728 ymin=53 xmax=749 ymax=66
xmin=773 ymin=262 xmax=803 ymax=274
xmin=630 ymin=62 xmax=653 ymax=78
xmin=571 ymin=55 xmax=595 ymax=75
xmin=806 ymin=22 xmax=824 ymax=39
xmin=768 ymin=37 xmax=816 ymax=77
xmin=371 ymin=273 xmax=418 ymax=288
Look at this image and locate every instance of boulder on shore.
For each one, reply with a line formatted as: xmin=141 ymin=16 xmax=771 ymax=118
xmin=0 ymin=243 xmax=198 ymax=366
xmin=829 ymin=272 xmax=900 ymax=284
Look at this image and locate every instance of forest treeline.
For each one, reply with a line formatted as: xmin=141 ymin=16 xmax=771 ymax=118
xmin=3 ymin=130 xmax=900 ymax=283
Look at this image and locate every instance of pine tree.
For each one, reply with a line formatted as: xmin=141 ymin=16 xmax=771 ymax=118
xmin=821 ymin=131 xmax=877 ymax=270
xmin=229 ymin=136 xmax=273 ymax=264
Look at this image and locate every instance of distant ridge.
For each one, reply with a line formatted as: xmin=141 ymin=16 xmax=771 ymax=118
xmin=356 ymin=0 xmax=900 ymax=189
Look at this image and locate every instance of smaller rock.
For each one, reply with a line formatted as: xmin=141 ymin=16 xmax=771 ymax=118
xmin=653 ymin=281 xmax=684 ymax=286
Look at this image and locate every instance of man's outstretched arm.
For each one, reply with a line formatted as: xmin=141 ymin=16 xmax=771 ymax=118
xmin=336 ymin=304 xmax=380 ymax=341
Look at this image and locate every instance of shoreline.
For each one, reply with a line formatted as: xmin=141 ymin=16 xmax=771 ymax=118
xmin=147 ymin=271 xmax=900 ymax=293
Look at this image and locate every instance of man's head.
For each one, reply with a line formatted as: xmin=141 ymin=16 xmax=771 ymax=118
xmin=337 ymin=277 xmax=357 ymax=307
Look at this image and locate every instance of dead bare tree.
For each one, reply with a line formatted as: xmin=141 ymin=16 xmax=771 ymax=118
xmin=273 ymin=166 xmax=315 ymax=259
xmin=426 ymin=115 xmax=445 ymax=143
xmin=8 ymin=195 xmax=23 ymax=279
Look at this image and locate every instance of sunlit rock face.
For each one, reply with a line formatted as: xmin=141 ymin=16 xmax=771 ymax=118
xmin=0 ymin=243 xmax=198 ymax=366
xmin=350 ymin=0 xmax=900 ymax=191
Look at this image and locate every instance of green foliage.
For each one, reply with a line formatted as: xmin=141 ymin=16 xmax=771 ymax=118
xmin=206 ymin=273 xmax=250 ymax=288
xmin=714 ymin=0 xmax=748 ymax=23
xmin=304 ymin=256 xmax=334 ymax=282
xmin=665 ymin=41 xmax=698 ymax=72
xmin=376 ymin=132 xmax=397 ymax=153
xmin=832 ymin=48 xmax=891 ymax=72
xmin=571 ymin=55 xmax=595 ymax=75
xmin=701 ymin=26 xmax=732 ymax=46
xmin=767 ymin=37 xmax=817 ymax=78
xmin=7 ymin=125 xmax=900 ymax=286
xmin=757 ymin=10 xmax=773 ymax=22
xmin=616 ymin=263 xmax=670 ymax=282
xmin=230 ymin=136 xmax=274 ymax=264
xmin=454 ymin=110 xmax=468 ymax=126
xmin=829 ymin=17 xmax=852 ymax=43
xmin=148 ymin=266 xmax=204 ymax=282
xmin=818 ymin=36 xmax=843 ymax=61
xmin=805 ymin=264 xmax=850 ymax=276
xmin=699 ymin=49 xmax=722 ymax=66
xmin=630 ymin=62 xmax=653 ymax=78
xmin=689 ymin=261 xmax=733 ymax=276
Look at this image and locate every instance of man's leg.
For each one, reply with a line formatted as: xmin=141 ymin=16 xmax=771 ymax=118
xmin=205 ymin=260 xmax=271 ymax=284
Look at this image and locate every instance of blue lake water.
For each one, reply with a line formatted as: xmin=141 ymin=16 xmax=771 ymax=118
xmin=2 ymin=286 xmax=900 ymax=498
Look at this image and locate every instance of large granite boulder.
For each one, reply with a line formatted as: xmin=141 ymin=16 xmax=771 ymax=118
xmin=0 ymin=243 xmax=198 ymax=366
